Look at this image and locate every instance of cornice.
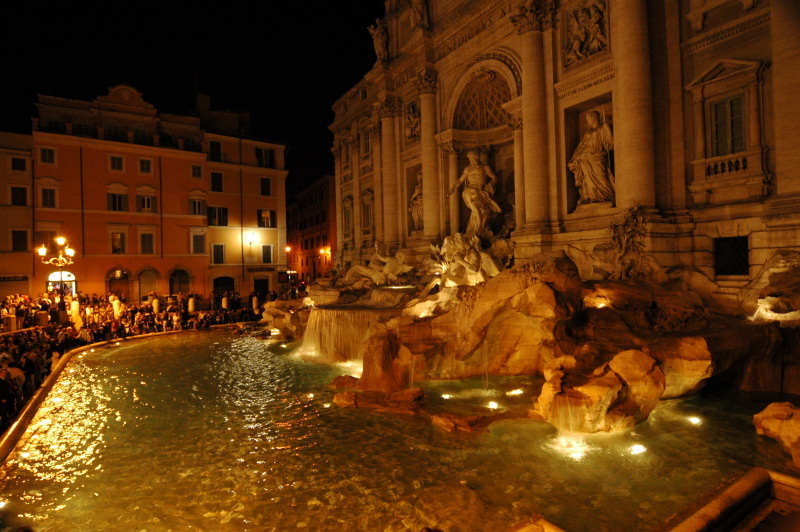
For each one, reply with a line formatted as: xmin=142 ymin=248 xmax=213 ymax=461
xmin=682 ymin=8 xmax=769 ymax=55
xmin=554 ymin=62 xmax=614 ymax=100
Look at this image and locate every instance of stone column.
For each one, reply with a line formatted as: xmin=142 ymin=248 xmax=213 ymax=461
xmin=512 ymin=121 xmax=525 ymax=230
xmin=332 ymin=136 xmax=345 ymax=265
xmin=511 ymin=5 xmax=551 ymax=227
xmin=378 ymin=98 xmax=401 ymax=245
xmin=611 ymin=0 xmax=656 ymax=209
xmin=416 ymin=71 xmax=441 ymax=238
xmin=771 ymin=1 xmax=800 ymax=195
xmin=445 ymin=146 xmax=460 ymax=234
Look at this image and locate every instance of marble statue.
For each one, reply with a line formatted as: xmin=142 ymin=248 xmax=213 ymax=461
xmin=568 ymin=110 xmax=614 ymax=205
xmin=343 ymin=242 xmax=413 ymax=288
xmin=430 ymin=232 xmax=501 ymax=288
xmin=449 ymin=150 xmax=502 ymax=237
xmin=409 ymin=170 xmax=423 ymax=231
xmin=368 ymin=18 xmax=388 ymax=61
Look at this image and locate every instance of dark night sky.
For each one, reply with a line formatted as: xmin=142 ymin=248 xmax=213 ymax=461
xmin=0 ymin=2 xmax=386 ymax=196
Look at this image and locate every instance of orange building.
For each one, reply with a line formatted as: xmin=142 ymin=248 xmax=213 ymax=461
xmin=18 ymin=85 xmax=288 ymax=303
xmin=0 ymin=133 xmax=35 ymax=296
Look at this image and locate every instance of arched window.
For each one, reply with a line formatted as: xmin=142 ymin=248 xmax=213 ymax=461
xmin=454 ymin=69 xmax=511 ymax=130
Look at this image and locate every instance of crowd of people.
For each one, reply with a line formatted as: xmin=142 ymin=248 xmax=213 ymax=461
xmin=0 ymin=290 xmax=278 ymax=432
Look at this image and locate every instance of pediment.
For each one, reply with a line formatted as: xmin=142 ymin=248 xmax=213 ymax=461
xmin=95 ymin=85 xmax=156 ymax=114
xmin=687 ymin=59 xmax=766 ymax=90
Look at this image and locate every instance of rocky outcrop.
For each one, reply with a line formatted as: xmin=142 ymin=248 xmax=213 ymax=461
xmin=305 ymin=250 xmax=790 ymax=435
xmin=754 ymin=402 xmax=800 ymax=468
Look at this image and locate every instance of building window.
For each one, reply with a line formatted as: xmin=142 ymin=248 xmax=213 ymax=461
xmin=210 ymin=172 xmax=223 ymax=192
xmin=208 ymin=206 xmax=228 ymax=226
xmin=39 ymin=148 xmax=55 ymax=164
xmin=261 ymin=244 xmax=273 ymax=264
xmin=260 ymin=177 xmax=272 ymax=196
xmin=111 ymin=232 xmax=126 ymax=254
xmin=41 ymin=188 xmax=56 ymax=208
xmin=10 ymin=187 xmax=27 ymax=206
xmin=361 ymin=191 xmax=373 ymax=228
xmin=140 ymin=233 xmax=155 ymax=254
xmin=11 ymin=158 xmax=26 ymax=171
xmin=209 ymin=141 xmax=222 ymax=162
xmin=361 ymin=130 xmax=371 ymax=158
xmin=714 ymin=236 xmax=749 ymax=276
xmin=711 ymin=95 xmax=745 ymax=157
xmin=256 ymin=147 xmax=275 ymax=168
xmin=110 ymin=156 xmax=124 ymax=171
xmin=343 ymin=197 xmax=353 ymax=235
xmin=341 ymin=143 xmax=350 ymax=166
xmin=687 ymin=60 xmax=768 ymax=206
xmin=257 ymin=209 xmax=277 ymax=228
xmin=192 ymin=234 xmax=206 ymax=254
xmin=191 ymin=165 xmax=202 ymax=178
xmin=190 ymin=198 xmax=207 ymax=215
xmin=137 ymin=195 xmax=157 ymax=213
xmin=139 ymin=159 xmax=153 ymax=174
xmin=108 ymin=193 xmax=128 ymax=211
xmin=212 ymin=244 xmax=225 ymax=264
xmin=11 ymin=230 xmax=27 ymax=252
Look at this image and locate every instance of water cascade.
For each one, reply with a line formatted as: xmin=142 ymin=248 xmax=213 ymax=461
xmin=298 ymin=306 xmax=398 ymax=362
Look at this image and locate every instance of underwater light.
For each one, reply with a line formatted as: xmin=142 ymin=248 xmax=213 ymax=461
xmin=506 ymin=389 xmax=524 ymax=396
xmin=630 ymin=444 xmax=647 ymax=455
xmin=441 ymin=394 xmax=452 ymax=400
xmin=688 ymin=416 xmax=702 ymax=425
xmin=548 ymin=436 xmax=597 ymax=462
xmin=487 ymin=401 xmax=499 ymax=410
xmin=308 ymin=393 xmax=314 ymax=399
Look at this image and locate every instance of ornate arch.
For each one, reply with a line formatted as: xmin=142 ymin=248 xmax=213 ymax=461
xmin=444 ymin=50 xmax=522 ymax=132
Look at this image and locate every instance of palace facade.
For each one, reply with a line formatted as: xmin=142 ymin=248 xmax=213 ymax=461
xmin=0 ymin=86 xmax=289 ymax=301
xmin=330 ymin=0 xmax=800 ymax=309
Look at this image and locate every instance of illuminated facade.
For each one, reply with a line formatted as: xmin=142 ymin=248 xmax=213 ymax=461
xmin=330 ymin=0 xmax=800 ymax=306
xmin=0 ymin=85 xmax=288 ymax=301
xmin=287 ymin=175 xmax=337 ymax=284
xmin=0 ymin=133 xmax=35 ymax=295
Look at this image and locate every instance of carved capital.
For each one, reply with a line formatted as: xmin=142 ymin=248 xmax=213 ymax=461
xmin=509 ymin=0 xmax=557 ymax=34
xmin=414 ymin=70 xmax=438 ymax=93
xmin=375 ymin=97 xmax=402 ymax=118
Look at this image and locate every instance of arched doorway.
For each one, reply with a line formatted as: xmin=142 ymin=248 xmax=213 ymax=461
xmin=107 ymin=267 xmax=131 ymax=301
xmin=46 ymin=270 xmax=76 ymax=296
xmin=169 ymin=269 xmax=190 ymax=296
xmin=138 ymin=269 xmax=160 ymax=301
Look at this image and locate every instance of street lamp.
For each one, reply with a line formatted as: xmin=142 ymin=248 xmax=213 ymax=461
xmin=38 ymin=236 xmax=75 ymax=295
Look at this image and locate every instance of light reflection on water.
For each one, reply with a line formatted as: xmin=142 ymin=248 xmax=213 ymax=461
xmin=0 ymin=330 xmax=795 ymax=531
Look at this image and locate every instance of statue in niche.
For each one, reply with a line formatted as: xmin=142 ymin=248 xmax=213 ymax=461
xmin=409 ymin=170 xmax=424 ymax=231
xmin=568 ymin=110 xmax=614 ymax=205
xmin=405 ymin=102 xmax=420 ymax=139
xmin=449 ymin=150 xmax=502 ymax=238
xmin=563 ymin=1 xmax=609 ymax=67
xmin=409 ymin=0 xmax=430 ymax=30
xmin=368 ymin=18 xmax=388 ymax=61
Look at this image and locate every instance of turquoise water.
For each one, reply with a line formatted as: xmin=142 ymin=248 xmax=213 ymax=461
xmin=0 ymin=330 xmax=794 ymax=531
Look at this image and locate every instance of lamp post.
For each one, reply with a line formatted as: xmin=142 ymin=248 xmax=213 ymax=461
xmin=37 ymin=236 xmax=75 ymax=296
